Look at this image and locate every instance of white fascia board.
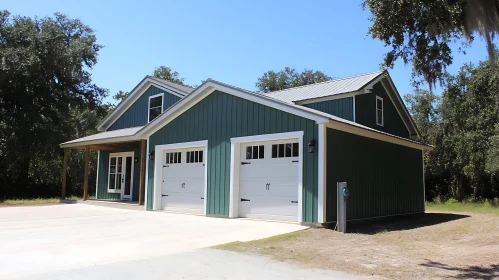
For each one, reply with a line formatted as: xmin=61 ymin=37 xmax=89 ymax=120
xmin=325 ymin=120 xmax=433 ymax=151
xmin=363 ymin=73 xmax=385 ymax=93
xmin=295 ymin=90 xmax=364 ymax=105
xmin=59 ymin=135 xmax=140 ymax=148
xmin=230 ymin=131 xmax=304 ymax=143
xmin=137 ymin=81 xmax=329 ymax=137
xmin=97 ymin=78 xmax=187 ymax=132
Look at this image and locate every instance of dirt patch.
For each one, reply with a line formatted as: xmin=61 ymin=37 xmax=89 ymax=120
xmin=215 ymin=212 xmax=499 ymax=279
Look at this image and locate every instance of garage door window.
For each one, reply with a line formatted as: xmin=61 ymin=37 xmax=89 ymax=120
xmin=165 ymin=152 xmax=181 ymax=164
xmin=246 ymin=145 xmax=264 ymax=160
xmin=187 ymin=150 xmax=203 ymax=163
xmin=272 ymin=142 xmax=299 ymax=158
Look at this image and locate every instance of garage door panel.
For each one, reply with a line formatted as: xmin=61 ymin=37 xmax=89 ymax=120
xmin=239 ymin=139 xmax=300 ymax=222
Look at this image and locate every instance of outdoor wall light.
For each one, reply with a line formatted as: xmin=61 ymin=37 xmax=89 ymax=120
xmin=134 ymin=157 xmax=139 ymax=163
xmin=308 ymin=139 xmax=316 ymax=153
xmin=149 ymin=151 xmax=155 ymax=160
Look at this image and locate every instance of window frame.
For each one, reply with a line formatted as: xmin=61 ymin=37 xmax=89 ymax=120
xmin=375 ymin=95 xmax=384 ymax=127
xmin=148 ymin=93 xmax=164 ymax=123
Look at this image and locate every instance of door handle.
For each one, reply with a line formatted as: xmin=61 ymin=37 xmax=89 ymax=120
xmin=241 ymin=198 xmax=250 ymax=202
xmin=181 ymin=183 xmax=185 ymax=189
xmin=266 ymin=183 xmax=270 ymax=190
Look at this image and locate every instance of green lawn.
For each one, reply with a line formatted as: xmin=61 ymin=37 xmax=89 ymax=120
xmin=426 ymin=198 xmax=499 ymax=215
xmin=0 ymin=196 xmax=94 ymax=207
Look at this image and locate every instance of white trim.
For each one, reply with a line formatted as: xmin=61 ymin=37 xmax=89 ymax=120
xmin=60 ymin=135 xmax=139 ymax=148
xmin=294 ymin=91 xmax=364 ymax=105
xmin=363 ymin=74 xmax=384 ymax=94
xmin=325 ymin=121 xmax=433 ymax=151
xmin=383 ymin=75 xmax=420 ymax=138
xmin=96 ymin=151 xmax=100 ymax=199
xmin=107 ymin=152 xmax=135 ymax=200
xmin=96 ymin=77 xmax=187 ymax=131
xmin=144 ymin=137 xmax=150 ymax=210
xmin=317 ymin=124 xmax=326 ymax=223
xmin=153 ymin=140 xmax=208 ymax=214
xmin=376 ymin=95 xmax=384 ymax=127
xmin=148 ymin=92 xmax=164 ymax=123
xmin=422 ymin=150 xmax=426 ymax=212
xmin=229 ymin=131 xmax=304 ymax=222
xmin=137 ymin=81 xmax=329 ymax=137
xmin=352 ymin=95 xmax=356 ymax=122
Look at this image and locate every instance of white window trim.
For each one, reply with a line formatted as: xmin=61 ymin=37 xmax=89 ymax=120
xmin=229 ymin=131 xmax=304 ymax=222
xmin=148 ymin=93 xmax=164 ymax=123
xmin=376 ymin=95 xmax=384 ymax=127
xmin=153 ymin=140 xmax=209 ymax=214
xmin=107 ymin=152 xmax=135 ymax=199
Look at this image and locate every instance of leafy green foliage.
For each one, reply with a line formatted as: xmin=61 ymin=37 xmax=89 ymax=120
xmin=255 ymin=67 xmax=332 ymax=93
xmin=0 ymin=11 xmax=108 ymax=198
xmin=113 ymin=90 xmax=130 ymax=103
xmin=153 ymin=66 xmax=186 ymax=85
xmin=406 ymin=57 xmax=499 ymax=201
xmin=363 ymin=0 xmax=499 ymax=88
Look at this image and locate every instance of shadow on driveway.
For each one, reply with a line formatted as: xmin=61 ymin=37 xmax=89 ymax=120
xmin=421 ymin=261 xmax=499 ymax=279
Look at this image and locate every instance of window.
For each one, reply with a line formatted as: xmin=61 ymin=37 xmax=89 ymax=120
xmin=246 ymin=145 xmax=264 ymax=160
xmin=165 ymin=152 xmax=181 ymax=164
xmin=187 ymin=150 xmax=203 ymax=163
xmin=376 ymin=96 xmax=384 ymax=126
xmin=148 ymin=93 xmax=163 ymax=122
xmin=108 ymin=156 xmax=122 ymax=192
xmin=272 ymin=142 xmax=299 ymax=158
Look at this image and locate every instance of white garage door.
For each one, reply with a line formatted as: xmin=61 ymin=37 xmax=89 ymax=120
xmin=161 ymin=147 xmax=205 ymax=214
xmin=239 ymin=139 xmax=300 ymax=222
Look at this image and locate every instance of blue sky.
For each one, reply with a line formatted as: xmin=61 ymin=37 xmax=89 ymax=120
xmin=5 ymin=0 xmax=492 ymax=105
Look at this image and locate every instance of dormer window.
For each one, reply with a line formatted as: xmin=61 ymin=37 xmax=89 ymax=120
xmin=148 ymin=93 xmax=164 ymax=122
xmin=376 ymin=95 xmax=384 ymax=126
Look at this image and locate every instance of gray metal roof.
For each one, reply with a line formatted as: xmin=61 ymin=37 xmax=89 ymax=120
xmin=265 ymin=71 xmax=383 ymax=103
xmin=147 ymin=76 xmax=194 ymax=94
xmin=60 ymin=126 xmax=142 ymax=147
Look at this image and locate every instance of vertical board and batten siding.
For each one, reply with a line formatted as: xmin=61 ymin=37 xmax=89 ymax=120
xmin=302 ymin=97 xmax=354 ymax=121
xmin=96 ymin=149 xmax=141 ymax=201
xmin=108 ymin=85 xmax=182 ymax=131
xmin=355 ymin=83 xmax=410 ymax=138
xmin=325 ymin=128 xmax=424 ymax=222
xmin=147 ymin=90 xmax=319 ymax=223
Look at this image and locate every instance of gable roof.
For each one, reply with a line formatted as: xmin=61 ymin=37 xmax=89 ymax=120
xmin=96 ymin=76 xmax=192 ymax=131
xmin=135 ymin=79 xmax=431 ymax=151
xmin=265 ymin=71 xmax=383 ymax=103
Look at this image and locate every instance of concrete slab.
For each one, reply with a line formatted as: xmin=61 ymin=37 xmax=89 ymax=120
xmin=19 ymin=249 xmax=369 ymax=280
xmin=0 ymin=204 xmax=307 ymax=279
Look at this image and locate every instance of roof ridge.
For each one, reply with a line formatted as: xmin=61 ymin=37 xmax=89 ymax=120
xmin=265 ymin=70 xmax=384 ymax=95
xmin=147 ymin=75 xmax=195 ymax=89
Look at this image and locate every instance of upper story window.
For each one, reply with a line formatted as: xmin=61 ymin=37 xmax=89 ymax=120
xmin=376 ymin=95 xmax=384 ymax=126
xmin=148 ymin=93 xmax=164 ymax=122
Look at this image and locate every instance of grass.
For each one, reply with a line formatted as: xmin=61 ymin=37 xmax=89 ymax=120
xmin=426 ymin=198 xmax=499 ymax=216
xmin=213 ymin=230 xmax=308 ymax=251
xmin=0 ymin=196 xmax=94 ymax=207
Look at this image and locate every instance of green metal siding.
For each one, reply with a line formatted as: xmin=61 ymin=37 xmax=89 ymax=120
xmin=355 ymin=83 xmax=410 ymax=138
xmin=147 ymin=90 xmax=319 ymax=223
xmin=108 ymin=85 xmax=182 ymax=131
xmin=325 ymin=128 xmax=424 ymax=222
xmin=96 ymin=149 xmax=141 ymax=201
xmin=303 ymin=97 xmax=354 ymax=121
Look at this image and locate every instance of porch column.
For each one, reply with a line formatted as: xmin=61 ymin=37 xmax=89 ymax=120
xmin=61 ymin=148 xmax=68 ymax=199
xmin=138 ymin=140 xmax=146 ymax=205
xmin=83 ymin=146 xmax=90 ymax=201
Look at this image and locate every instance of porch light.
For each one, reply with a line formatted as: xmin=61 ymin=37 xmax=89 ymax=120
xmin=149 ymin=151 xmax=154 ymax=160
xmin=134 ymin=157 xmax=139 ymax=163
xmin=308 ymin=139 xmax=316 ymax=153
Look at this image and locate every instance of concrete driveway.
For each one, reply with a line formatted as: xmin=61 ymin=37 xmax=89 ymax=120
xmin=0 ymin=204 xmax=362 ymax=280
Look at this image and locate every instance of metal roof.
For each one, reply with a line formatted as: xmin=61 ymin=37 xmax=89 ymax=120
xmin=147 ymin=76 xmax=194 ymax=94
xmin=60 ymin=126 xmax=142 ymax=148
xmin=265 ymin=71 xmax=383 ymax=103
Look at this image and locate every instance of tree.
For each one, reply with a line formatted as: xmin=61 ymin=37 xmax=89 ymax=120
xmin=0 ymin=11 xmax=106 ymax=198
xmin=113 ymin=90 xmax=129 ymax=103
xmin=153 ymin=66 xmax=186 ymax=85
xmin=362 ymin=0 xmax=499 ymax=88
xmin=256 ymin=67 xmax=332 ymax=93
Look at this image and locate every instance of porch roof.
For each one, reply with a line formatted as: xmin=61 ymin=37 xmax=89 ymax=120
xmin=60 ymin=126 xmax=143 ymax=149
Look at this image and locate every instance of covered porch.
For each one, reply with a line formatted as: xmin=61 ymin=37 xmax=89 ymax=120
xmin=60 ymin=127 xmax=147 ymax=205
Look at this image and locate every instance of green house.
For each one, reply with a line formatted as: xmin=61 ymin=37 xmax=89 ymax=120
xmin=60 ymin=71 xmax=431 ymax=225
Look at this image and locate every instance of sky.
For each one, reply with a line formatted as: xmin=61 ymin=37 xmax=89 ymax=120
xmin=4 ymin=0 xmax=493 ymax=105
